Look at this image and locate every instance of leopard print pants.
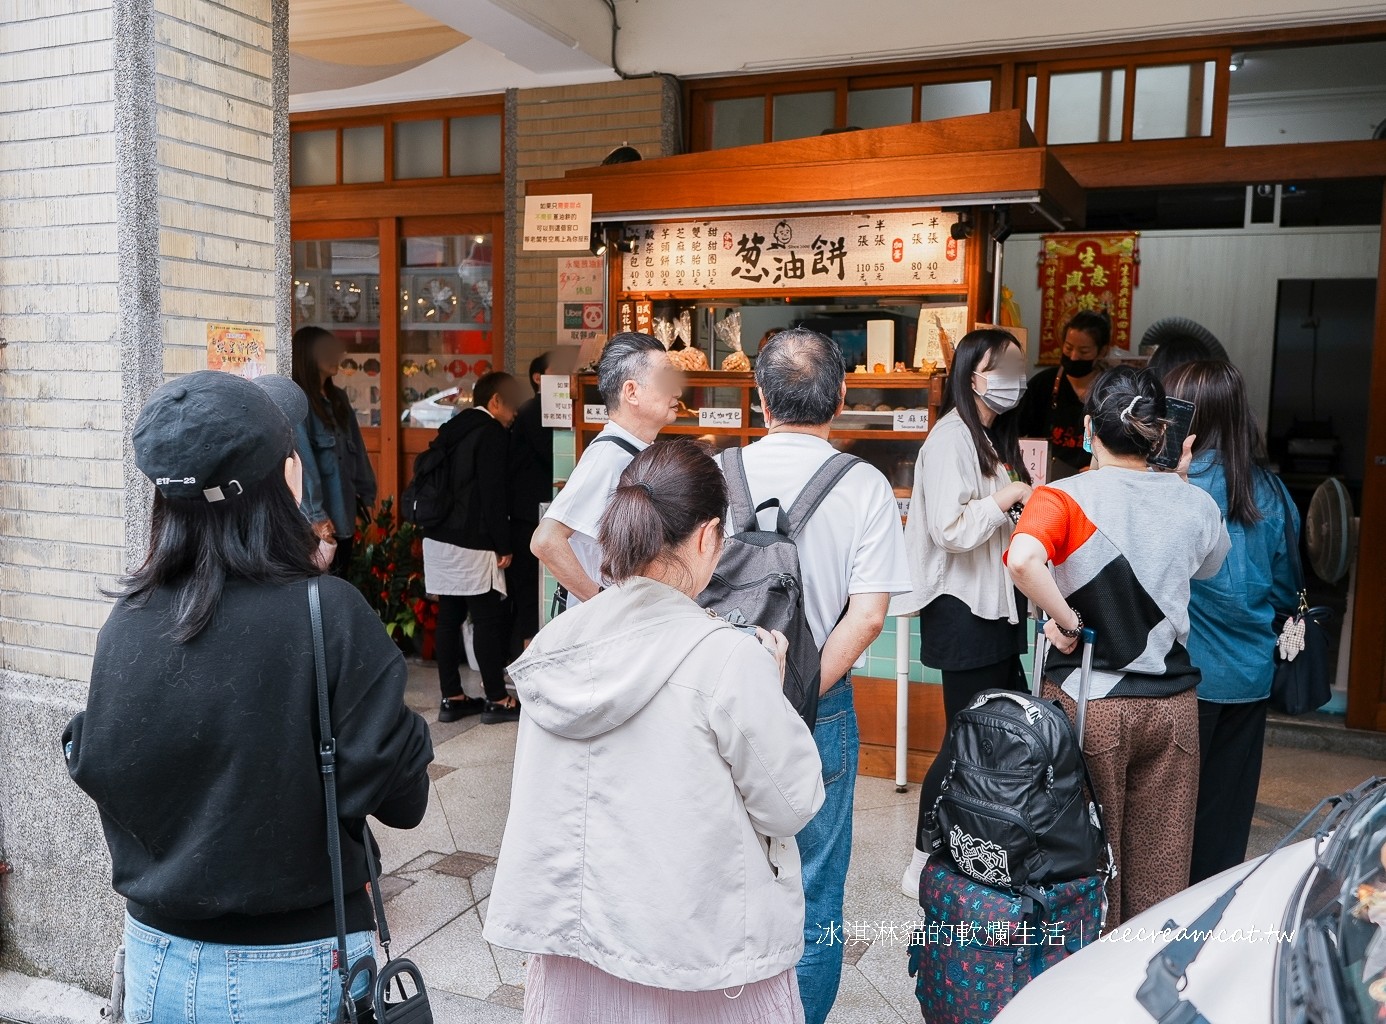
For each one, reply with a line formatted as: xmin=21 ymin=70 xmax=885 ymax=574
xmin=1043 ymin=682 xmax=1200 ymax=928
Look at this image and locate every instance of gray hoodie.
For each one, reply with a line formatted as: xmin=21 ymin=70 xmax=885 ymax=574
xmin=484 ymin=576 xmax=825 ymax=991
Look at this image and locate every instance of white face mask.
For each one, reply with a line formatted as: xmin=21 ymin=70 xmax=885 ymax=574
xmin=973 ymin=371 xmax=1024 ymax=414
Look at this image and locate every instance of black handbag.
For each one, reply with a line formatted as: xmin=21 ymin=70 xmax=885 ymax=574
xmin=1268 ymin=481 xmax=1334 ymax=716
xmin=310 ymin=580 xmax=434 ymax=1024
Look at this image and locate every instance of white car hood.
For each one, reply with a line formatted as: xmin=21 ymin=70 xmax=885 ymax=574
xmin=997 ymin=839 xmax=1316 ymax=1023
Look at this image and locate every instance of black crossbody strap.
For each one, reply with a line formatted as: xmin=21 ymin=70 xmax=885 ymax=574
xmin=591 ymin=434 xmax=640 ymax=457
xmin=309 ymin=580 xmax=357 ymax=1022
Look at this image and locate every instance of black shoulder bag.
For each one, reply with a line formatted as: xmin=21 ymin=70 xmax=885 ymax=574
xmin=310 ymin=580 xmax=434 ymax=1024
xmin=1267 ymin=480 xmax=1334 ymax=716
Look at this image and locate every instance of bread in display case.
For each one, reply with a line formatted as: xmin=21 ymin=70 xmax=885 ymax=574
xmin=571 ymin=370 xmax=945 ymax=501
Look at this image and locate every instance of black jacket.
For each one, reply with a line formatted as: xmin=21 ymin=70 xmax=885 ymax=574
xmin=509 ymin=396 xmax=554 ymax=526
xmin=424 ymin=407 xmax=512 ymax=555
xmin=64 ymin=575 xmax=432 ymax=945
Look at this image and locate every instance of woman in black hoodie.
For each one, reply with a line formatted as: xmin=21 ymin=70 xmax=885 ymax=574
xmin=64 ymin=371 xmax=432 ymax=1024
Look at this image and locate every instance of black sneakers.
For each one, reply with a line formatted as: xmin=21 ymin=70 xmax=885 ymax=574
xmin=438 ymin=696 xmax=485 ymax=723
xmin=481 ymin=700 xmax=522 ymax=724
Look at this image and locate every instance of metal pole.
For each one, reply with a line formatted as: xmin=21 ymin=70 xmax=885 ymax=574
xmin=895 ymin=615 xmax=910 ymax=792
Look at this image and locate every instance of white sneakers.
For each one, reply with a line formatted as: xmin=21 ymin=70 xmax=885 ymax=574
xmin=901 ymin=847 xmax=930 ymax=900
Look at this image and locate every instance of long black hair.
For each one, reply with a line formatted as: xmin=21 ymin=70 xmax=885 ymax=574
xmin=291 ymin=325 xmax=352 ymax=430
xmin=1086 ymin=366 xmax=1168 ymax=460
xmin=942 ymin=329 xmax=1031 ymax=483
xmin=1164 ymin=360 xmax=1266 ymax=525
xmin=116 ymin=475 xmax=320 ymax=643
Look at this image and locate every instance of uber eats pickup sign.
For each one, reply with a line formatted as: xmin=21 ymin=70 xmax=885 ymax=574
xmin=523 ymin=194 xmax=594 ymax=251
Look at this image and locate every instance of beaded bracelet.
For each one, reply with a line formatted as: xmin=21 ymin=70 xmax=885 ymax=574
xmin=1054 ymin=608 xmax=1084 ymax=639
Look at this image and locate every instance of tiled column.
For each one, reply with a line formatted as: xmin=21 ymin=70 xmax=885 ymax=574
xmin=0 ymin=0 xmax=288 ymax=993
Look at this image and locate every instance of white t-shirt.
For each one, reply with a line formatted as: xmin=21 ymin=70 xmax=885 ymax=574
xmin=720 ymin=433 xmax=912 ymax=650
xmin=542 ymin=420 xmax=648 ymax=608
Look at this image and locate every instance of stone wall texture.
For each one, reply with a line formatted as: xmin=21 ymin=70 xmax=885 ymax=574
xmin=0 ymin=0 xmax=281 ymax=993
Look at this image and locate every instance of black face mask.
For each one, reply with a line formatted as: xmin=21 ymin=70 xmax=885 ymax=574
xmin=1061 ymin=354 xmax=1095 ymax=377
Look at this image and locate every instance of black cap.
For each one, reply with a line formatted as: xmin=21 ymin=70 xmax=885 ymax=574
xmin=253 ymin=373 xmax=309 ymax=429
xmin=133 ymin=371 xmax=293 ymax=502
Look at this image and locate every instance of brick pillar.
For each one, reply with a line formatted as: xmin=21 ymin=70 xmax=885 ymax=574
xmin=509 ymin=77 xmax=680 ymax=373
xmin=0 ymin=0 xmax=288 ymax=993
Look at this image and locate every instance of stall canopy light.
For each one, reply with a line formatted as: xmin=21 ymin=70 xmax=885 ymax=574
xmin=587 ymin=193 xmax=1056 ymax=225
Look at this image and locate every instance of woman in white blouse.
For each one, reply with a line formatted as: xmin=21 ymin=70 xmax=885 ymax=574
xmin=898 ymin=329 xmax=1034 ymax=896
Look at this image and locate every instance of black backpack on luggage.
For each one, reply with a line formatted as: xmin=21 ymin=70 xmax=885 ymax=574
xmin=935 ymin=688 xmax=1111 ymax=890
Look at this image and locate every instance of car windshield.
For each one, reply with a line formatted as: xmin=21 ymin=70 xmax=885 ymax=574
xmin=1333 ymin=797 xmax=1386 ymax=1020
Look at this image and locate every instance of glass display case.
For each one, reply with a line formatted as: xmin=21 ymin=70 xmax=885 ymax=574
xmin=571 ymin=369 xmax=944 ymax=498
xmin=398 ymin=232 xmax=496 ymax=424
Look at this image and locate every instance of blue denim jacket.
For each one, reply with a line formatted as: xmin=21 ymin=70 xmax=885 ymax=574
xmin=1186 ymin=452 xmax=1300 ymax=703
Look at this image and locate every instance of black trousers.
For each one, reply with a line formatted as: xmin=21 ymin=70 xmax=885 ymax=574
xmin=505 ymin=521 xmax=541 ymax=658
xmin=1189 ymin=698 xmax=1268 ymax=884
xmin=914 ymin=655 xmax=1028 ymax=851
xmin=435 ymin=590 xmax=510 ymax=703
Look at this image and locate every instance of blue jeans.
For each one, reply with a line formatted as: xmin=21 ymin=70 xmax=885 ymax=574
xmin=795 ymin=677 xmax=859 ymax=1024
xmin=122 ymin=914 xmax=374 ymax=1024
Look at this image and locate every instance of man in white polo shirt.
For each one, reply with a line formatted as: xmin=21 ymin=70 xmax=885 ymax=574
xmin=724 ymin=327 xmax=910 ymax=1024
xmin=531 ymin=332 xmax=681 ymax=608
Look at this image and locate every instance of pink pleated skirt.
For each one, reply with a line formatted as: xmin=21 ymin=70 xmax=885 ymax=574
xmin=522 ymin=953 xmax=805 ymax=1024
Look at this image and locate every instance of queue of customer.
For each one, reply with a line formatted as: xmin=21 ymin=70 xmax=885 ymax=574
xmin=72 ymin=322 xmax=1307 ymax=1024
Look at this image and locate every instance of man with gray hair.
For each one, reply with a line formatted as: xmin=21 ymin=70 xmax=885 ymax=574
xmin=532 ymin=332 xmax=681 ymax=609
xmin=721 ymin=326 xmax=909 ymax=1024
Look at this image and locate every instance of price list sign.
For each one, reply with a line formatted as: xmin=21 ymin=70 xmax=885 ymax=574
xmin=620 ymin=211 xmax=965 ymax=293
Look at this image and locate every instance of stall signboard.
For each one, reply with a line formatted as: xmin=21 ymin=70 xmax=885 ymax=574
xmin=1037 ymin=232 xmax=1139 ymax=363
xmin=556 ymin=256 xmax=605 ymax=346
xmin=206 ymin=323 xmax=266 ymax=378
xmin=523 ymin=193 xmax=593 ymax=251
xmin=620 ymin=211 xmax=965 ymax=293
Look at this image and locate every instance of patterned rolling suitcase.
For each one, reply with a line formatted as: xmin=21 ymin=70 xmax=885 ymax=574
xmin=906 ymin=618 xmax=1109 ymax=1023
xmin=906 ymin=860 xmax=1104 ymax=1024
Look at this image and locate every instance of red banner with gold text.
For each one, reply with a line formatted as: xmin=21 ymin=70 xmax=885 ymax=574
xmin=1037 ymin=232 xmax=1139 ymax=364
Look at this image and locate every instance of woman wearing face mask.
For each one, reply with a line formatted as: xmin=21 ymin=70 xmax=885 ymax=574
xmin=1019 ymin=310 xmax=1112 ymax=476
xmin=897 ymin=329 xmax=1033 ymax=896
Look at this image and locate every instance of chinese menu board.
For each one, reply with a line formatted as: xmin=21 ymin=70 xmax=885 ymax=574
xmin=619 ymin=211 xmax=966 ymax=293
xmin=1036 ymin=233 xmax=1139 ymax=363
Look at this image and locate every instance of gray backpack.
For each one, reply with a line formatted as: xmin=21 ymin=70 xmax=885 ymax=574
xmin=698 ymin=448 xmax=861 ymax=731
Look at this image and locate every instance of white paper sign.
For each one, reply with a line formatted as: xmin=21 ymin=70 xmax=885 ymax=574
xmin=523 ymin=193 xmax=593 ymax=251
xmin=620 ymin=210 xmax=965 ymax=293
xmin=1020 ymin=438 xmax=1049 ymax=486
xmin=698 ymin=407 xmax=742 ymax=428
xmin=539 ymin=374 xmax=572 ymax=429
xmin=917 ymin=304 xmax=970 ymax=366
xmin=583 ymin=404 xmax=609 ymax=424
xmin=896 ymin=496 xmax=911 ymax=520
xmin=892 ymin=409 xmax=930 ymax=432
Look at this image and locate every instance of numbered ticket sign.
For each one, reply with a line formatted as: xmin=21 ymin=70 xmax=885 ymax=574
xmin=584 ymin=404 xmax=609 ymax=424
xmin=1020 ymin=439 xmax=1049 ymax=486
xmin=892 ymin=409 xmax=930 ymax=432
xmin=698 ymin=407 xmax=743 ymax=428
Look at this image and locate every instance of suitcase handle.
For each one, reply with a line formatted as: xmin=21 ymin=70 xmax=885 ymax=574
xmin=1032 ymin=615 xmax=1098 ymax=743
